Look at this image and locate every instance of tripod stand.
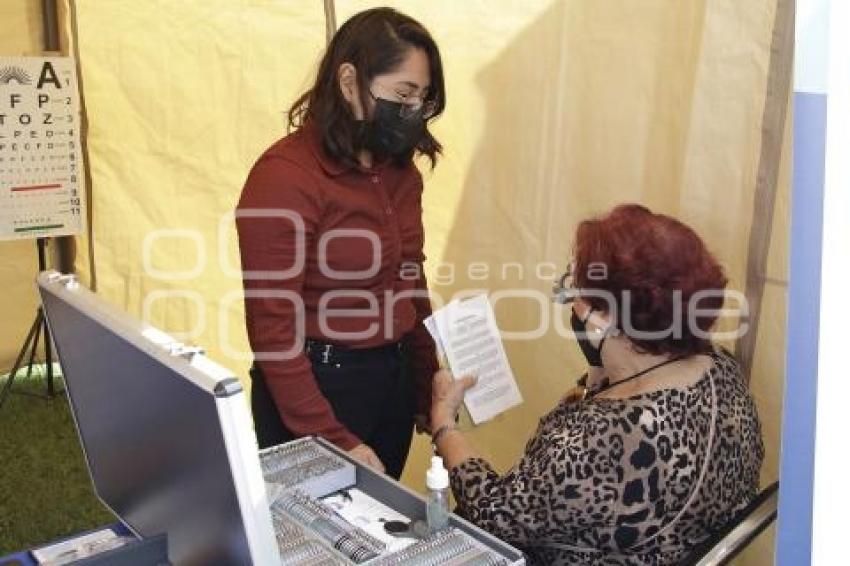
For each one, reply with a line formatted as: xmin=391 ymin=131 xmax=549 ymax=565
xmin=0 ymin=238 xmax=62 ymax=409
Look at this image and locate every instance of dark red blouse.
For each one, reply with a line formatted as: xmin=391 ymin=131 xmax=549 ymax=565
xmin=236 ymin=124 xmax=438 ymax=450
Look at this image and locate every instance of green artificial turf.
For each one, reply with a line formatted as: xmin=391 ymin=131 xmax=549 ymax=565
xmin=0 ymin=364 xmax=114 ymax=556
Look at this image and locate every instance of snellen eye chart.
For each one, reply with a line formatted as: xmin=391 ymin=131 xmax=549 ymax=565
xmin=0 ymin=57 xmax=85 ymax=240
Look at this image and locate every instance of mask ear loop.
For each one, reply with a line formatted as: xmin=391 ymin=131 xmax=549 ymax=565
xmin=539 ymin=364 xmax=718 ymax=556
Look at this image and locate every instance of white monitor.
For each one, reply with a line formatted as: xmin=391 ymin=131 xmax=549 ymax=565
xmin=38 ymin=271 xmax=280 ymax=565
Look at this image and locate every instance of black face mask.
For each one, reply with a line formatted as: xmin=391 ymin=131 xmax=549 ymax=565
xmin=570 ymin=309 xmax=607 ymax=367
xmin=363 ymin=97 xmax=425 ymax=158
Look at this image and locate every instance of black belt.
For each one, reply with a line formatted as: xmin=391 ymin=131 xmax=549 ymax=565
xmin=304 ymin=338 xmax=406 ymax=365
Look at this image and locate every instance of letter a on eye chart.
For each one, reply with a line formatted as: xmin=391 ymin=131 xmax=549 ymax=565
xmin=425 ymin=295 xmax=523 ymax=424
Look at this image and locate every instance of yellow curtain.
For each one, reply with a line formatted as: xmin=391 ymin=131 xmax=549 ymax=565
xmin=65 ymin=1 xmax=787 ymax=562
xmin=69 ymin=0 xmax=328 ymax=380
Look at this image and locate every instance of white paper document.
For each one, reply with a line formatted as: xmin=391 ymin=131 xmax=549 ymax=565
xmin=424 ymin=294 xmax=523 ymax=424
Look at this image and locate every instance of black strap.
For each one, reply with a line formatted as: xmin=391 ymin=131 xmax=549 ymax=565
xmin=588 ymin=355 xmax=683 ymax=398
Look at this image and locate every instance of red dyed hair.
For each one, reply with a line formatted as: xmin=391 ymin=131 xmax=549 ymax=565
xmin=573 ymin=204 xmax=728 ymax=357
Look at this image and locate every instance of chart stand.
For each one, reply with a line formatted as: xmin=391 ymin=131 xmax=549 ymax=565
xmin=0 ymin=238 xmax=62 ymax=409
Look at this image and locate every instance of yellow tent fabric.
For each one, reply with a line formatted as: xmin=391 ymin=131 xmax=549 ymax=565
xmin=69 ymin=0 xmax=328 ymax=374
xmin=2 ymin=1 xmax=788 ymax=563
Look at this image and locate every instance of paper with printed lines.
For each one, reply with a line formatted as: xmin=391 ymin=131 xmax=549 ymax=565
xmin=424 ymin=294 xmax=523 ymax=424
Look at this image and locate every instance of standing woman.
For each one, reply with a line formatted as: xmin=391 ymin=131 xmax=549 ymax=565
xmin=236 ymin=8 xmax=444 ymax=479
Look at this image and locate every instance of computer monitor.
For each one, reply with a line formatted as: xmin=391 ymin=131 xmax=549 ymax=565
xmin=38 ymin=271 xmax=280 ymax=565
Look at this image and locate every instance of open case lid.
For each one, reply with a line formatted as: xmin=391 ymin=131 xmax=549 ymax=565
xmin=37 ymin=270 xmax=280 ymax=565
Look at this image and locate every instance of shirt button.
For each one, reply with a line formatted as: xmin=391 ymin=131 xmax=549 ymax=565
xmin=372 ymin=175 xmax=380 ymax=184
xmin=386 ymin=206 xmax=393 ymax=215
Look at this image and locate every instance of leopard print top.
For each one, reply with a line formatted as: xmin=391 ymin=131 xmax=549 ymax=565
xmin=450 ymin=349 xmax=763 ymax=565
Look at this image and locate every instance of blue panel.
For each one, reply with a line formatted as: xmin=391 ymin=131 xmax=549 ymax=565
xmin=776 ymin=91 xmax=827 ymax=566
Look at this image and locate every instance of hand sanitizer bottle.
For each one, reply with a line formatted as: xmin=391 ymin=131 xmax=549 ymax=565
xmin=426 ymin=455 xmax=450 ymax=533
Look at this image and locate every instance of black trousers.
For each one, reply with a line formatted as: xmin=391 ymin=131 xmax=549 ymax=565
xmin=250 ymin=340 xmax=415 ymax=480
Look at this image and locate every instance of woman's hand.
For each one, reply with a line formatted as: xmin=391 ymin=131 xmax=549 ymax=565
xmin=347 ymin=443 xmax=385 ymax=474
xmin=430 ymin=369 xmax=477 ymax=430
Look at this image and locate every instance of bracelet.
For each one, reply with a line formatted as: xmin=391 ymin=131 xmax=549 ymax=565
xmin=431 ymin=423 xmax=458 ymax=445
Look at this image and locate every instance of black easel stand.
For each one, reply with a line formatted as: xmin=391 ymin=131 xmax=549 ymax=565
xmin=0 ymin=238 xmax=62 ymax=409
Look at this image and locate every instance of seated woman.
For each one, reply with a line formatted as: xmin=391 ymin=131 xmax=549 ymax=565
xmin=431 ymin=204 xmax=764 ymax=565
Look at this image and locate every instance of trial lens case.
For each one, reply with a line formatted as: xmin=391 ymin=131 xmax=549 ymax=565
xmin=37 ymin=271 xmax=525 ymax=565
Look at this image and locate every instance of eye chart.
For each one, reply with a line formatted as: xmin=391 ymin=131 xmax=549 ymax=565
xmin=0 ymin=56 xmax=85 ymax=240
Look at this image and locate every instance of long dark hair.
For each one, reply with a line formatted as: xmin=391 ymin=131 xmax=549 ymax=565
xmin=288 ymin=8 xmax=445 ymax=168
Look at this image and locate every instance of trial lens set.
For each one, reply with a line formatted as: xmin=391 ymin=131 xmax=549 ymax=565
xmin=260 ymin=438 xmax=509 ymax=565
